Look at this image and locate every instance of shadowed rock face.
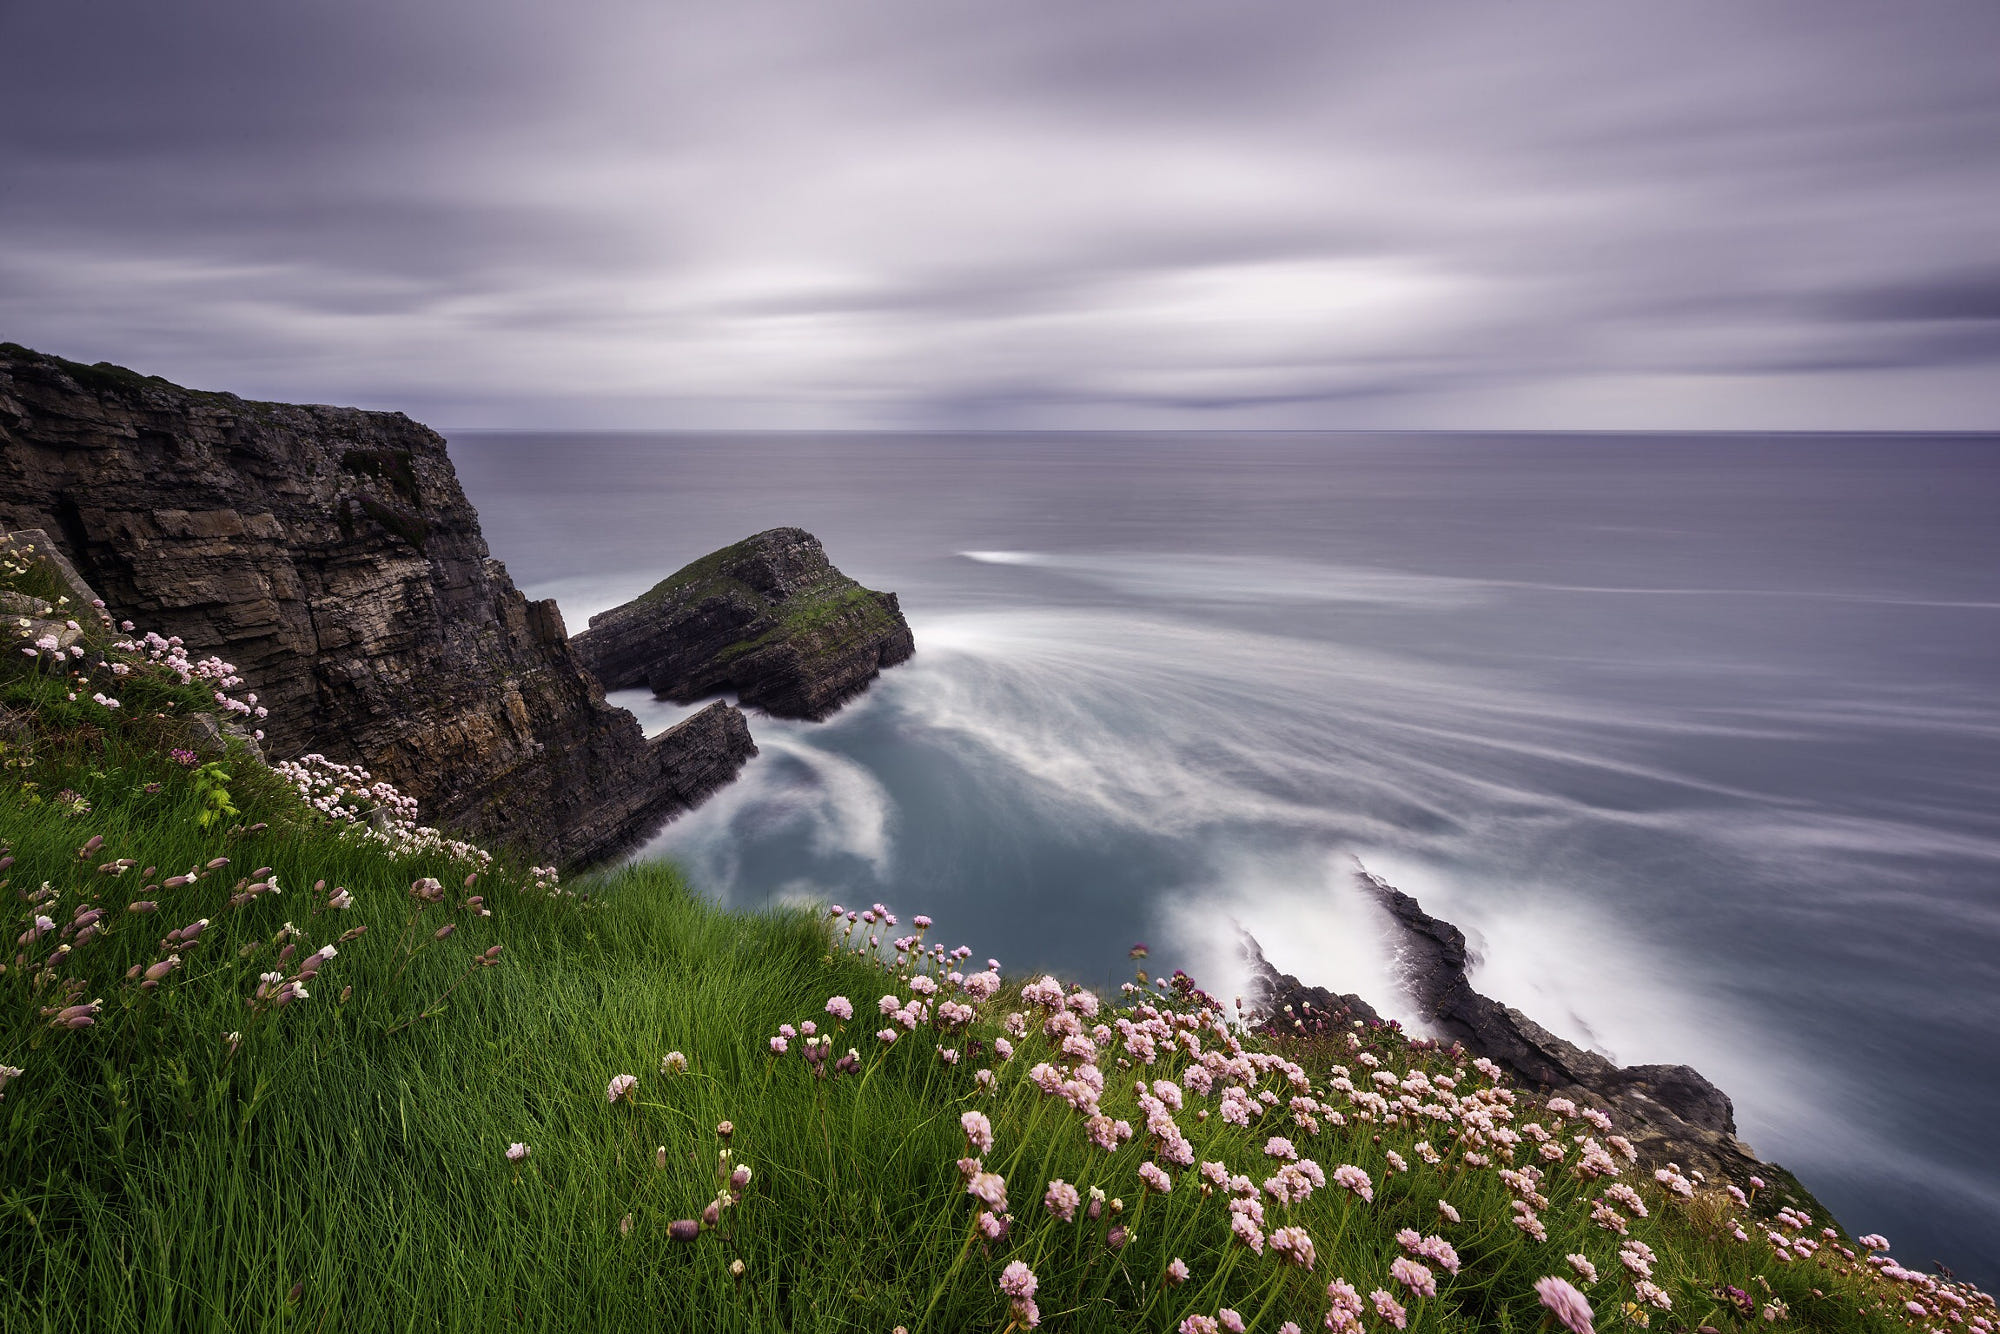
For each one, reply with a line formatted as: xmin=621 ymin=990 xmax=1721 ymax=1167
xmin=573 ymin=527 xmax=915 ymax=720
xmin=1248 ymin=865 xmax=1787 ymax=1187
xmin=0 ymin=343 xmax=754 ymax=864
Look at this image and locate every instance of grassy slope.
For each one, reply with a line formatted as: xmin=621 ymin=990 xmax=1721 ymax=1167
xmin=0 ymin=545 xmax=1984 ymax=1333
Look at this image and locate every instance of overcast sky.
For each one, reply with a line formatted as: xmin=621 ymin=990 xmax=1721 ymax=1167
xmin=4 ymin=1 xmax=1998 ymax=429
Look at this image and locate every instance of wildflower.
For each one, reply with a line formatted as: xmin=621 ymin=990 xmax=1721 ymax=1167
xmin=825 ymin=995 xmax=853 ymax=1021
xmin=1180 ymin=1317 xmax=1218 ymax=1334
xmin=1567 ymin=1254 xmax=1598 ymax=1284
xmin=607 ymin=1074 xmax=639 ymax=1104
xmin=978 ymin=1210 xmax=1005 ymax=1240
xmin=507 ymin=1143 xmax=531 ymax=1162
xmin=961 ymin=1110 xmax=994 ymax=1154
xmin=1000 ymin=1260 xmax=1038 ymax=1300
xmin=967 ymin=1171 xmax=1007 ymax=1212
xmin=1535 ymin=1276 xmax=1596 ymax=1334
xmin=1634 ymin=1281 xmax=1671 ymax=1311
xmin=1229 ymin=1211 xmax=1264 ymax=1253
xmin=1264 ymin=1135 xmax=1298 ymax=1161
xmin=1138 ymin=1161 xmax=1172 ymax=1194
xmin=717 ymin=1121 xmax=733 ymax=1139
xmin=1391 ymin=1257 xmax=1436 ymax=1298
xmin=660 ymin=1051 xmax=687 ymax=1074
xmin=1438 ymin=1199 xmax=1461 ymax=1224
xmin=0 ymin=1065 xmax=22 ymax=1099
xmin=1164 ymin=1257 xmax=1189 ymax=1286
xmin=1269 ymin=1225 xmax=1316 ymax=1270
xmin=1105 ymin=1224 xmax=1127 ymax=1250
xmin=876 ymin=1028 xmax=898 ymax=1045
xmin=1371 ymin=1289 xmax=1408 ymax=1330
xmin=1332 ymin=1164 xmax=1374 ymax=1202
xmin=668 ymin=1220 xmax=699 ymax=1242
xmin=1218 ymin=1311 xmax=1244 ymax=1333
xmin=1044 ymin=1179 xmax=1080 ymax=1221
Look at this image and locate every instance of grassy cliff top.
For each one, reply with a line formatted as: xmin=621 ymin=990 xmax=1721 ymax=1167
xmin=0 ymin=535 xmax=1983 ymax=1331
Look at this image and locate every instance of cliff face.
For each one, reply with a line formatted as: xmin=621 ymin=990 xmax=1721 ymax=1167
xmin=0 ymin=344 xmax=754 ymax=864
xmin=573 ymin=527 xmax=915 ymax=720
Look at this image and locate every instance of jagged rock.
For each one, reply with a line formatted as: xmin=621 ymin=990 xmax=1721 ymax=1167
xmin=1241 ymin=934 xmax=1384 ymax=1031
xmin=573 ymin=527 xmax=915 ymax=720
xmin=1247 ymin=863 xmax=1794 ymax=1189
xmin=0 ymin=343 xmax=756 ymax=864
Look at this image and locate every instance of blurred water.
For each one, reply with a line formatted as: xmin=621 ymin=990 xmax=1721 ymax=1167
xmin=451 ymin=430 xmax=2000 ymax=1282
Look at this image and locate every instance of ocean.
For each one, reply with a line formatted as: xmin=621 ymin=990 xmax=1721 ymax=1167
xmin=450 ymin=430 xmax=2000 ymax=1282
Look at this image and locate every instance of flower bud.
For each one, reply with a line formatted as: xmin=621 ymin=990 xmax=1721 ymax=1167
xmin=668 ymin=1220 xmax=700 ymax=1242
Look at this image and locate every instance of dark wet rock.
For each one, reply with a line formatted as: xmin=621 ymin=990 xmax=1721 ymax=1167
xmin=1242 ymin=934 xmax=1384 ymax=1032
xmin=1247 ymin=862 xmax=1801 ymax=1190
xmin=0 ymin=343 xmax=755 ymax=864
xmin=572 ymin=527 xmax=914 ymax=720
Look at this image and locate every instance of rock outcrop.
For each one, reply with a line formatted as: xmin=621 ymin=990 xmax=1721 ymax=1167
xmin=573 ymin=527 xmax=915 ymax=720
xmin=1248 ymin=864 xmax=1785 ymax=1186
xmin=0 ymin=343 xmax=755 ymax=864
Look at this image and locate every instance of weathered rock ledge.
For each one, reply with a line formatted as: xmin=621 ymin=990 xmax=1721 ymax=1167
xmin=573 ymin=527 xmax=914 ymax=721
xmin=0 ymin=343 xmax=754 ymax=864
xmin=1247 ymin=864 xmax=1799 ymax=1191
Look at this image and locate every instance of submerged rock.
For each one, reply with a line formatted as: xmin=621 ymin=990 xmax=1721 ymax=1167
xmin=573 ymin=527 xmax=915 ymax=721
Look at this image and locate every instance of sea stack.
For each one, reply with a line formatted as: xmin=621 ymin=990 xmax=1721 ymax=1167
xmin=573 ymin=527 xmax=915 ymax=720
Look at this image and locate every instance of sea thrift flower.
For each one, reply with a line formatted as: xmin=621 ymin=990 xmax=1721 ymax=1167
xmin=825 ymin=995 xmax=853 ymax=1021
xmin=967 ymin=1171 xmax=1008 ymax=1212
xmin=506 ymin=1143 xmax=530 ymax=1162
xmin=607 ymin=1074 xmax=638 ymax=1103
xmin=1390 ymin=1257 xmax=1435 ymax=1298
xmin=1164 ymin=1257 xmax=1189 ymax=1286
xmin=1139 ymin=1162 xmax=1172 ymax=1194
xmin=1219 ymin=1311 xmax=1245 ymax=1333
xmin=667 ymin=1220 xmax=699 ymax=1242
xmin=1044 ymin=1179 xmax=1080 ymax=1222
xmin=999 ymin=1260 xmax=1037 ymax=1300
xmin=1264 ymin=1135 xmax=1298 ymax=1160
xmin=1269 ymin=1225 xmax=1316 ymax=1269
xmin=1371 ymin=1289 xmax=1408 ymax=1330
xmin=1332 ymin=1164 xmax=1374 ymax=1202
xmin=1634 ymin=1281 xmax=1671 ymax=1311
xmin=1438 ymin=1199 xmax=1461 ymax=1223
xmin=1567 ymin=1254 xmax=1598 ymax=1284
xmin=1535 ymin=1277 xmax=1596 ymax=1334
xmin=961 ymin=1110 xmax=994 ymax=1154
xmin=660 ymin=1051 xmax=687 ymax=1073
xmin=1179 ymin=1317 xmax=1218 ymax=1334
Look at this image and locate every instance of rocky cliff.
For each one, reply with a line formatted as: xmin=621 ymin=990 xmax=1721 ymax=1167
xmin=573 ymin=527 xmax=915 ymax=720
xmin=0 ymin=343 xmax=755 ymax=864
xmin=1248 ymin=864 xmax=1793 ymax=1189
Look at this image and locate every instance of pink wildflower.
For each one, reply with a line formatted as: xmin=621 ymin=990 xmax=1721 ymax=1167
xmin=1164 ymin=1256 xmax=1189 ymax=1286
xmin=1044 ymin=1179 xmax=1080 ymax=1221
xmin=1332 ymin=1164 xmax=1374 ymax=1202
xmin=1269 ymin=1225 xmax=1316 ymax=1270
xmin=962 ymin=1110 xmax=994 ymax=1154
xmin=1139 ymin=1161 xmax=1172 ymax=1194
xmin=1390 ymin=1257 xmax=1435 ymax=1299
xmin=1219 ymin=1311 xmax=1245 ymax=1333
xmin=506 ymin=1142 xmax=530 ymax=1162
xmin=1534 ymin=1276 xmax=1596 ymax=1334
xmin=1180 ymin=1317 xmax=1218 ymax=1334
xmin=1000 ymin=1259 xmax=1037 ymax=1300
xmin=1264 ymin=1135 xmax=1298 ymax=1161
xmin=1371 ymin=1289 xmax=1408 ymax=1330
xmin=967 ymin=1171 xmax=1007 ymax=1212
xmin=606 ymin=1074 xmax=638 ymax=1103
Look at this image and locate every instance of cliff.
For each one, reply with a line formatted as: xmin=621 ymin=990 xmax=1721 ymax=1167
xmin=572 ymin=527 xmax=915 ymax=720
xmin=0 ymin=343 xmax=754 ymax=864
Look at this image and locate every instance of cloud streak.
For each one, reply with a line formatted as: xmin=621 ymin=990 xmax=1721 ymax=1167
xmin=2 ymin=0 xmax=1997 ymax=427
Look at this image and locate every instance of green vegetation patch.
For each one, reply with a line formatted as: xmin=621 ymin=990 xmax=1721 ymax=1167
xmin=0 ymin=541 xmax=1982 ymax=1333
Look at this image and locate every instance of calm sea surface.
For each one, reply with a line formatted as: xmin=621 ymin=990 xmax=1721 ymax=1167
xmin=451 ymin=431 xmax=2000 ymax=1281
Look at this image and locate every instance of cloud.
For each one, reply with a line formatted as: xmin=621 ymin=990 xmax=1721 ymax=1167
xmin=1 ymin=0 xmax=1997 ymax=426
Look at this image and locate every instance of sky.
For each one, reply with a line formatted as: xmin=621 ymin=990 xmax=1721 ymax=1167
xmin=3 ymin=0 xmax=1999 ymax=430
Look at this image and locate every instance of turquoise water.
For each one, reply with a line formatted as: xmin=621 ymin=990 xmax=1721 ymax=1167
xmin=453 ymin=430 xmax=2000 ymax=1281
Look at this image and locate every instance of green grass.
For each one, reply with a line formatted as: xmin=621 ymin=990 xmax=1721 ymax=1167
xmin=0 ymin=545 xmax=1985 ymax=1333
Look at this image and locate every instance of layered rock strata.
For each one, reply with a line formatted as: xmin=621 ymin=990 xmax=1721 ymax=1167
xmin=1248 ymin=864 xmax=1789 ymax=1187
xmin=572 ymin=527 xmax=915 ymax=720
xmin=0 ymin=344 xmax=754 ymax=863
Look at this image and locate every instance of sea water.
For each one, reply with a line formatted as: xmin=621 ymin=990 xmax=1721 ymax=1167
xmin=452 ymin=430 xmax=2000 ymax=1282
